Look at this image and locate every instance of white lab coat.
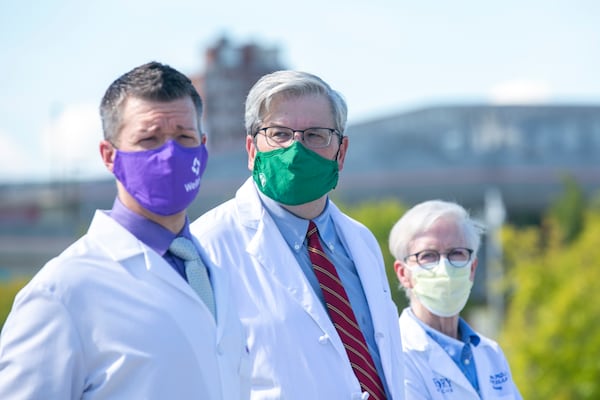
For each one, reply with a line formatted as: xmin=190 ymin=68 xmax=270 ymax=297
xmin=399 ymin=308 xmax=522 ymax=400
xmin=190 ymin=178 xmax=404 ymax=400
xmin=0 ymin=210 xmax=251 ymax=400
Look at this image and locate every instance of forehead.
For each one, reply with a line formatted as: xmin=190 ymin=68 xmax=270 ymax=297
xmin=264 ymin=93 xmax=334 ymax=127
xmin=115 ymin=96 xmax=199 ymax=144
xmin=121 ymin=96 xmax=197 ymax=122
xmin=409 ymin=217 xmax=466 ymax=251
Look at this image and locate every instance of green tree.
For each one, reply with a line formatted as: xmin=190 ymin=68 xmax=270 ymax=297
xmin=548 ymin=174 xmax=585 ymax=244
xmin=0 ymin=278 xmax=28 ymax=330
xmin=500 ymin=210 xmax=600 ymax=399
xmin=340 ymin=199 xmax=408 ymax=310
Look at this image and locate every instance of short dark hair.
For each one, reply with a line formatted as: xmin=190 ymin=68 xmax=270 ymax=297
xmin=100 ymin=61 xmax=203 ymax=142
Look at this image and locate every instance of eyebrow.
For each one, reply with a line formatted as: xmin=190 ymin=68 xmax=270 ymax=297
xmin=139 ymin=124 xmax=198 ymax=133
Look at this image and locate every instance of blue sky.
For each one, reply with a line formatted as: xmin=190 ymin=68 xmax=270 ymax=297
xmin=1 ymin=0 xmax=599 ymax=182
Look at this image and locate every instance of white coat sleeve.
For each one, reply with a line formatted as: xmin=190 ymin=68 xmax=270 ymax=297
xmin=0 ymin=285 xmax=86 ymax=399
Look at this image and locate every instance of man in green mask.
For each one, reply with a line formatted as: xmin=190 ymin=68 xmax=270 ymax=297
xmin=190 ymin=71 xmax=404 ymax=399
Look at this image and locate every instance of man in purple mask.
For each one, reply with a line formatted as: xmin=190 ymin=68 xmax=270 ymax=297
xmin=0 ymin=62 xmax=251 ymax=399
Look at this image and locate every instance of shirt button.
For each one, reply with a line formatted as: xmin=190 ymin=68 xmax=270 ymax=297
xmin=464 ymin=359 xmax=470 ymax=365
xmin=318 ymin=334 xmax=329 ymax=344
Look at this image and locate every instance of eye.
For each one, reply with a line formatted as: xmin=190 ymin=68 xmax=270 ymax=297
xmin=178 ymin=134 xmax=196 ymax=141
xmin=448 ymin=248 xmax=470 ymax=261
xmin=270 ymin=129 xmax=292 ymax=139
xmin=417 ymin=250 xmax=438 ymax=264
xmin=139 ymin=136 xmax=157 ymax=144
xmin=264 ymin=127 xmax=293 ymax=143
xmin=305 ymin=130 xmax=327 ymax=142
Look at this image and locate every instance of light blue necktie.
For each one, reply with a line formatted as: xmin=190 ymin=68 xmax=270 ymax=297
xmin=169 ymin=237 xmax=216 ymax=319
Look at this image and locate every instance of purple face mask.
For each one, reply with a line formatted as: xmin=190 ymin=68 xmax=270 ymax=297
xmin=113 ymin=140 xmax=208 ymax=216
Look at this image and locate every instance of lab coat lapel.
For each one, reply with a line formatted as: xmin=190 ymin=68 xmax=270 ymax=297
xmin=87 ymin=211 xmax=217 ymax=369
xmin=402 ymin=308 xmax=478 ymax=397
xmin=89 ymin=210 xmax=207 ymax=304
xmin=428 ymin=344 xmax=477 ymax=395
xmin=237 ymin=180 xmax=346 ymax=358
xmin=329 ymin=204 xmax=394 ymax=373
xmin=190 ymin=236 xmax=230 ymax=334
xmin=144 ymin=250 xmax=197 ymax=297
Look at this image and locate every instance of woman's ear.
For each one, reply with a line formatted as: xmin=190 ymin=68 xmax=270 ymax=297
xmin=394 ymin=260 xmax=414 ymax=289
xmin=470 ymin=257 xmax=478 ymax=281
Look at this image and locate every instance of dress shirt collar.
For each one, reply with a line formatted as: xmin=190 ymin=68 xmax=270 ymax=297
xmin=408 ymin=307 xmax=481 ymax=347
xmin=109 ymin=197 xmax=191 ymax=256
xmin=255 ymin=185 xmax=335 ymax=253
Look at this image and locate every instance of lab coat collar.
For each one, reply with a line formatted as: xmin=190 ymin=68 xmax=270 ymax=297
xmin=235 ymin=179 xmax=349 ymax=360
xmin=400 ymin=308 xmax=479 ymax=395
xmin=331 ymin=203 xmax=395 ymax=386
xmin=88 ymin=211 xmax=221 ymax=327
xmin=235 ymin=178 xmax=395 ymax=383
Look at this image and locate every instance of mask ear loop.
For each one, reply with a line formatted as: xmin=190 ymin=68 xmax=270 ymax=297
xmin=108 ymin=139 xmax=120 ymax=150
xmin=334 ymin=133 xmax=344 ymax=161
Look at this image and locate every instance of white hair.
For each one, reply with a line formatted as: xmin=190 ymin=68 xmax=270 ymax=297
xmin=389 ymin=199 xmax=485 ymax=263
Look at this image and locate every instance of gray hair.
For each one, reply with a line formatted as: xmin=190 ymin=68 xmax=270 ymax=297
xmin=100 ymin=61 xmax=203 ymax=142
xmin=389 ymin=200 xmax=485 ymax=263
xmin=244 ymin=70 xmax=347 ymax=136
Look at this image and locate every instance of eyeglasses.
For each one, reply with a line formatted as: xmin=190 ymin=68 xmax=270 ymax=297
xmin=404 ymin=247 xmax=473 ymax=269
xmin=254 ymin=126 xmax=341 ymax=149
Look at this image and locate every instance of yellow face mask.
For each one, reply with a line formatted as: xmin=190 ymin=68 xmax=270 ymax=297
xmin=410 ymin=258 xmax=473 ymax=317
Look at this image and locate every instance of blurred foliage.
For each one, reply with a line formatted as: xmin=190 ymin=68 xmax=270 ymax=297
xmin=339 ymin=199 xmax=409 ymax=311
xmin=499 ymin=192 xmax=600 ymax=399
xmin=0 ymin=277 xmax=28 ymax=331
xmin=547 ymin=174 xmax=585 ymax=244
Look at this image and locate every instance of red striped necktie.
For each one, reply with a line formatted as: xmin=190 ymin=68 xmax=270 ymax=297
xmin=306 ymin=221 xmax=386 ymax=400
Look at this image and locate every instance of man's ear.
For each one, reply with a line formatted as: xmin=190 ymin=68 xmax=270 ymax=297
xmin=246 ymin=134 xmax=257 ymax=171
xmin=99 ymin=140 xmax=116 ymax=173
xmin=336 ymin=136 xmax=349 ymax=172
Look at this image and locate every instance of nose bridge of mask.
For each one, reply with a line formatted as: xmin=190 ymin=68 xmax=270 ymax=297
xmin=410 ymin=255 xmax=473 ymax=317
xmin=438 ymin=254 xmax=472 ymax=272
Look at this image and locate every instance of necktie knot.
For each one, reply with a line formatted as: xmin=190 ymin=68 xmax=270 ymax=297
xmin=169 ymin=236 xmax=216 ymax=319
xmin=169 ymin=236 xmax=200 ymax=262
xmin=306 ymin=220 xmax=321 ymax=247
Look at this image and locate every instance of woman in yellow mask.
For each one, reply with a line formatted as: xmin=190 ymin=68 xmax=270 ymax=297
xmin=389 ymin=200 xmax=522 ymax=400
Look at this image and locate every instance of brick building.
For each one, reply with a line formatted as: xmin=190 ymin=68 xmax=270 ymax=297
xmin=190 ymin=36 xmax=284 ymax=152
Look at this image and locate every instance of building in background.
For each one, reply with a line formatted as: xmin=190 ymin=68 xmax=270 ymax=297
xmin=2 ymin=37 xmax=600 ymax=294
xmin=190 ymin=36 xmax=284 ymax=152
xmin=339 ymin=104 xmax=600 ymax=218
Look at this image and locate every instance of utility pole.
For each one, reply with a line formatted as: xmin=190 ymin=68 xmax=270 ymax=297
xmin=485 ymin=187 xmax=506 ymax=338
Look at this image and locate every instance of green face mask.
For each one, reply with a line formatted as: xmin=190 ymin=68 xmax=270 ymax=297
xmin=252 ymin=141 xmax=339 ymax=206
